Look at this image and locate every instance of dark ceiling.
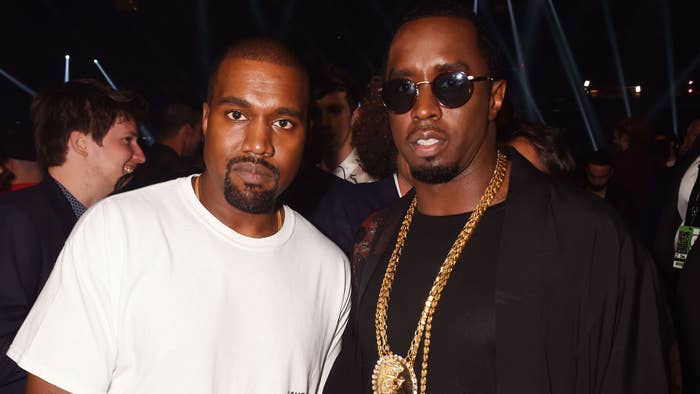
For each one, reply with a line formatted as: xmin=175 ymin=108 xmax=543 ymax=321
xmin=2 ymin=0 xmax=697 ymax=147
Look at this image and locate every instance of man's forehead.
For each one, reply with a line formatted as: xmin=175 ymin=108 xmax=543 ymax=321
xmin=387 ymin=17 xmax=485 ymax=77
xmin=588 ymin=163 xmax=612 ymax=172
xmin=314 ymin=91 xmax=348 ymax=106
xmin=213 ymin=58 xmax=308 ymax=106
xmin=112 ymin=117 xmax=137 ymax=132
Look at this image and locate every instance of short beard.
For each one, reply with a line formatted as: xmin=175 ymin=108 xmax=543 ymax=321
xmin=410 ymin=163 xmax=460 ymax=184
xmin=223 ymin=157 xmax=280 ymax=214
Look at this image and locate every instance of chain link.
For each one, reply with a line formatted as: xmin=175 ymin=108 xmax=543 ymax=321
xmin=374 ymin=151 xmax=508 ymax=393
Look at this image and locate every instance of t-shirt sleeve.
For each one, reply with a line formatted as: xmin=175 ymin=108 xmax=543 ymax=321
xmin=317 ymin=253 xmax=352 ymax=391
xmin=7 ymin=203 xmax=121 ymax=394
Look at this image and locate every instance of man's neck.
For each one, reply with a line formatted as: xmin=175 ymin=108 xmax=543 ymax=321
xmin=195 ymin=173 xmax=281 ymax=238
xmin=48 ymin=165 xmax=108 ymax=208
xmin=8 ymin=159 xmax=43 ymax=185
xmin=159 ymin=138 xmax=184 ymax=157
xmin=413 ymin=150 xmax=509 ymax=216
xmin=322 ymin=137 xmax=354 ymax=170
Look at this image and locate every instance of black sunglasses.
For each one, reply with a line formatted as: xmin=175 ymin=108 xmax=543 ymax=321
xmin=381 ymin=71 xmax=494 ymax=114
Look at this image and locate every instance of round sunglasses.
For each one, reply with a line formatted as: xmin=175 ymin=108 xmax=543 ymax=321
xmin=381 ymin=71 xmax=494 ymax=114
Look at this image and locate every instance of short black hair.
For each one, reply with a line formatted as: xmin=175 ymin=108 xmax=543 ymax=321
xmin=206 ymin=37 xmax=309 ymax=104
xmin=311 ymin=65 xmax=360 ymax=110
xmin=32 ymin=79 xmax=146 ymax=168
xmin=155 ymin=103 xmax=200 ymax=140
xmin=507 ymin=122 xmax=575 ymax=176
xmin=394 ymin=1 xmax=503 ymax=78
xmin=585 ymin=150 xmax=613 ymax=167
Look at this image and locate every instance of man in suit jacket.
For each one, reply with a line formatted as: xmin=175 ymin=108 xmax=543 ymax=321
xmin=0 ymin=79 xmax=146 ymax=393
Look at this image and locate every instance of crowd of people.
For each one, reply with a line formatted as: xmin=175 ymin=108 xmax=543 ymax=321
xmin=0 ymin=2 xmax=698 ymax=393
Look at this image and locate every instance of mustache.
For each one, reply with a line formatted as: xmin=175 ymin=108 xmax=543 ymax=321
xmin=226 ymin=156 xmax=280 ymax=177
xmin=408 ymin=122 xmax=447 ymax=135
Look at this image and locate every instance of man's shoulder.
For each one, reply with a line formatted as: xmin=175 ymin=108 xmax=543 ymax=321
xmin=508 ymin=151 xmax=625 ymax=230
xmin=0 ymin=179 xmax=67 ymax=226
xmin=107 ymin=177 xmax=188 ymax=207
xmin=0 ymin=180 xmax=52 ymax=209
xmin=547 ymin=176 xmax=628 ymax=230
xmin=85 ymin=177 xmax=191 ymax=228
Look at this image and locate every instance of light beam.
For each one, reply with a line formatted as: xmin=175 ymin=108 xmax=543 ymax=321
xmin=660 ymin=0 xmax=678 ymax=135
xmin=600 ymin=0 xmax=631 ymax=117
xmin=93 ymin=59 xmax=117 ymax=90
xmin=64 ymin=54 xmax=70 ymax=83
xmin=545 ymin=0 xmax=599 ymax=151
xmin=505 ymin=0 xmax=545 ymax=124
xmin=0 ymin=68 xmax=36 ymax=96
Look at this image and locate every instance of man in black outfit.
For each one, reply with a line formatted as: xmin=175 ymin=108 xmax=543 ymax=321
xmin=326 ymin=4 xmax=671 ymax=393
xmin=0 ymin=79 xmax=146 ymax=394
xmin=121 ymin=102 xmax=201 ymax=191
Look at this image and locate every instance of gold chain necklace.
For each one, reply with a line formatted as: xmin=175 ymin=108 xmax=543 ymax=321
xmin=193 ymin=175 xmax=283 ymax=231
xmin=372 ymin=151 xmax=508 ymax=394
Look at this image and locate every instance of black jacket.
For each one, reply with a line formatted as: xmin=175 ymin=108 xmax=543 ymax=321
xmin=121 ymin=143 xmax=195 ymax=192
xmin=0 ymin=178 xmax=76 ymax=393
xmin=326 ymin=151 xmax=672 ymax=394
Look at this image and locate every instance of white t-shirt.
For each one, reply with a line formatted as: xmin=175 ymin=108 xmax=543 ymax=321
xmin=678 ymin=154 xmax=700 ymax=223
xmin=8 ymin=176 xmax=351 ymax=394
xmin=321 ymin=148 xmax=376 ymax=184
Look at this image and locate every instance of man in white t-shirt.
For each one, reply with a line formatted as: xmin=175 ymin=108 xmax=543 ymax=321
xmin=8 ymin=38 xmax=351 ymax=394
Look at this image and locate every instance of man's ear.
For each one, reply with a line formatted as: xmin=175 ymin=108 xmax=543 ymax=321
xmin=68 ymin=130 xmax=89 ymax=157
xmin=179 ymin=124 xmax=194 ymax=137
xmin=202 ymin=102 xmax=209 ymax=139
xmin=488 ymin=80 xmax=507 ymax=122
xmin=351 ymin=105 xmax=360 ymax=126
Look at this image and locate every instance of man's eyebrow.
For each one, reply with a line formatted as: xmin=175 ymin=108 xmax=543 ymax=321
xmin=387 ymin=68 xmax=414 ymax=80
xmin=216 ymin=96 xmax=251 ymax=107
xmin=277 ymin=107 xmax=304 ymax=119
xmin=435 ymin=62 xmax=472 ymax=74
xmin=387 ymin=62 xmax=473 ymax=80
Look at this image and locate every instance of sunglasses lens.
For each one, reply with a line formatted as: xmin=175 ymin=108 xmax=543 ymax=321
xmin=382 ymin=79 xmax=416 ymax=114
xmin=433 ymin=72 xmax=473 ymax=108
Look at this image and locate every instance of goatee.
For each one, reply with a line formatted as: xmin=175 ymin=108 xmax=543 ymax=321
xmin=224 ymin=157 xmax=280 ymax=214
xmin=410 ymin=163 xmax=460 ymax=184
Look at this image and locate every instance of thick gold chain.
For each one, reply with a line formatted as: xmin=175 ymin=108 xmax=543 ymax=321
xmin=374 ymin=151 xmax=508 ymax=393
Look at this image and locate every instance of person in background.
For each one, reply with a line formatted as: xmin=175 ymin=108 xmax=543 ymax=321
xmin=311 ymin=65 xmax=375 ymax=183
xmin=609 ymin=116 xmax=654 ymax=230
xmin=582 ymin=150 xmax=614 ymax=199
xmin=120 ymin=102 xmax=202 ymax=191
xmin=500 ymin=121 xmax=575 ymax=176
xmin=0 ymin=79 xmax=146 ymax=394
xmin=0 ymin=121 xmax=42 ymax=193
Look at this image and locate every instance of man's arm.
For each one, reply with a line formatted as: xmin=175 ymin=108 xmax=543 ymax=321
xmin=26 ymin=374 xmax=71 ymax=394
xmin=590 ymin=222 xmax=673 ymax=394
xmin=318 ymin=255 xmax=353 ymax=391
xmin=0 ymin=208 xmax=41 ymax=387
xmin=7 ymin=202 xmax=119 ymax=394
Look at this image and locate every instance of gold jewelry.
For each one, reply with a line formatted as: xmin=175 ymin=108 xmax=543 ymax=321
xmin=193 ymin=175 xmax=201 ymax=200
xmin=373 ymin=151 xmax=508 ymax=394
xmin=194 ymin=175 xmax=284 ymax=232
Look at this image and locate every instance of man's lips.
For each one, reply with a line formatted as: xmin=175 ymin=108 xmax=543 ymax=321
xmin=408 ymin=127 xmax=448 ymax=158
xmin=231 ymin=162 xmax=275 ymax=184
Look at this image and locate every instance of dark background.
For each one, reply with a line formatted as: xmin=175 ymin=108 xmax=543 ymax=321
xmin=2 ymin=0 xmax=698 ymax=155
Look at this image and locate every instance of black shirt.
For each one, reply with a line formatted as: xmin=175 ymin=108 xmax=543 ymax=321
xmin=120 ymin=143 xmax=195 ymax=192
xmin=357 ymin=202 xmax=505 ymax=393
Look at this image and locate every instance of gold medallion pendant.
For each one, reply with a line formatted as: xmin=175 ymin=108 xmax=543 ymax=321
xmin=372 ymin=151 xmax=507 ymax=394
xmin=372 ymin=354 xmax=418 ymax=394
